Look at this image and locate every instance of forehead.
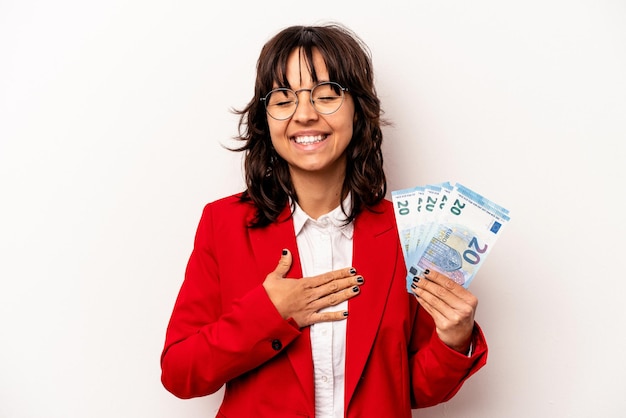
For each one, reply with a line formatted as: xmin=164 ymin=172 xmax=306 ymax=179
xmin=280 ymin=47 xmax=329 ymax=88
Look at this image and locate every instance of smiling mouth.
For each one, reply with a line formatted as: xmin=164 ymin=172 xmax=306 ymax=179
xmin=292 ymin=134 xmax=327 ymax=145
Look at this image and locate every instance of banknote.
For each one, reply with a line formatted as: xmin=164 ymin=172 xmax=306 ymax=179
xmin=412 ymin=182 xmax=454 ymax=260
xmin=391 ymin=186 xmax=422 ymax=258
xmin=393 ymin=182 xmax=510 ymax=291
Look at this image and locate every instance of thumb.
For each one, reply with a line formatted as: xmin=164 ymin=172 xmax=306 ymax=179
xmin=273 ymin=248 xmax=293 ymax=278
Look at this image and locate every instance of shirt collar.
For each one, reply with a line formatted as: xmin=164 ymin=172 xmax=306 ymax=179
xmin=292 ymin=194 xmax=354 ymax=239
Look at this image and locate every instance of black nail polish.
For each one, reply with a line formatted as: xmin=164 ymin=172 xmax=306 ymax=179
xmin=282 ymin=249 xmax=288 ymax=256
xmin=356 ymin=277 xmax=364 ymax=284
xmin=424 ymin=269 xmax=430 ymax=275
xmin=411 ymin=283 xmax=417 ymax=289
xmin=352 ymin=286 xmax=359 ymax=293
xmin=349 ymin=267 xmax=356 ymax=275
xmin=412 ymin=276 xmax=420 ymax=283
xmin=343 ymin=311 xmax=349 ymax=317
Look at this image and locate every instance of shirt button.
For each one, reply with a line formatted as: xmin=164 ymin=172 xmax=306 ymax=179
xmin=271 ymin=339 xmax=282 ymax=351
xmin=321 ymin=376 xmax=328 ymax=383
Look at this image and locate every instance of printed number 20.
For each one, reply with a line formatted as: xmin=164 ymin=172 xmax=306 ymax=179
xmin=450 ymin=199 xmax=465 ymax=215
xmin=463 ymin=237 xmax=488 ymax=265
xmin=397 ymin=200 xmax=409 ymax=215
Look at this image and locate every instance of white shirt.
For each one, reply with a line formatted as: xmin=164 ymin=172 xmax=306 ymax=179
xmin=292 ymin=197 xmax=354 ymax=418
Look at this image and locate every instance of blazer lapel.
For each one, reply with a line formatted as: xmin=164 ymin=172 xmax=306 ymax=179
xmin=247 ymin=205 xmax=315 ymax=411
xmin=345 ymin=204 xmax=398 ymax=404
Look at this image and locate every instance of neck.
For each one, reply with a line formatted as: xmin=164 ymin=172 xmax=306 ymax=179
xmin=291 ymin=172 xmax=345 ymax=220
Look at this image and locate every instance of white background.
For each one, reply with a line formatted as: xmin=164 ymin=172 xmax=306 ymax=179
xmin=1 ymin=1 xmax=625 ymax=417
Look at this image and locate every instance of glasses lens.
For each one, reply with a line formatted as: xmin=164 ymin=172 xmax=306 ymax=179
xmin=311 ymin=82 xmax=345 ymax=114
xmin=265 ymin=89 xmax=297 ymax=120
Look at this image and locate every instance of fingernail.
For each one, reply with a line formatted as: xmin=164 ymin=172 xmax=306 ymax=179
xmin=424 ymin=269 xmax=430 ymax=275
xmin=412 ymin=276 xmax=420 ymax=283
xmin=356 ymin=276 xmax=364 ymax=284
xmin=352 ymin=286 xmax=359 ymax=293
xmin=349 ymin=267 xmax=356 ymax=275
xmin=282 ymin=249 xmax=288 ymax=256
xmin=411 ymin=283 xmax=417 ymax=289
xmin=343 ymin=311 xmax=349 ymax=317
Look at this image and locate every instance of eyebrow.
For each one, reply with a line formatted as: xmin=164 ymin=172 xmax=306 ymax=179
xmin=273 ymin=79 xmax=333 ymax=90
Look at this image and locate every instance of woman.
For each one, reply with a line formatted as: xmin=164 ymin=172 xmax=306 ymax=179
xmin=160 ymin=23 xmax=487 ymax=418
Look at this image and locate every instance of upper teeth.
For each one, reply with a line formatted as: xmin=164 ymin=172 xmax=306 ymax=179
xmin=294 ymin=135 xmax=325 ymax=144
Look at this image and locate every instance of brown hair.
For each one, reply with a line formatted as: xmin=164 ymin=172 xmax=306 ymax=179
xmin=232 ymin=23 xmax=387 ymax=227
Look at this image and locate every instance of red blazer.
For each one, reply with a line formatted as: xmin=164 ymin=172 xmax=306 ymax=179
xmin=161 ymin=194 xmax=487 ymax=417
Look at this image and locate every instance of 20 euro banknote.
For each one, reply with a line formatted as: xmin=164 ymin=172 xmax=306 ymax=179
xmin=393 ymin=183 xmax=510 ymax=291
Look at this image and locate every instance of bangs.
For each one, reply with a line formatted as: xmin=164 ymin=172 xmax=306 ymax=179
xmin=260 ymin=27 xmax=347 ymax=92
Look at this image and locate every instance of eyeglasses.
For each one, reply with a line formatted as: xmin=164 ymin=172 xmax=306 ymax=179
xmin=261 ymin=81 xmax=348 ymax=120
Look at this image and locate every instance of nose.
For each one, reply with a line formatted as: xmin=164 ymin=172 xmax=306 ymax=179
xmin=292 ymin=90 xmax=318 ymax=122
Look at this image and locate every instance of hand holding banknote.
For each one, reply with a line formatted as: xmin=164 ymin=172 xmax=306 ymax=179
xmin=410 ymin=268 xmax=477 ymax=353
xmin=392 ymin=182 xmax=510 ymax=353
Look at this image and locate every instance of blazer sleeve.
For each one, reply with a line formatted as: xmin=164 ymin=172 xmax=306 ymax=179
xmin=404 ymin=247 xmax=488 ymax=408
xmin=409 ymin=306 xmax=487 ymax=408
xmin=160 ymin=203 xmax=301 ymax=399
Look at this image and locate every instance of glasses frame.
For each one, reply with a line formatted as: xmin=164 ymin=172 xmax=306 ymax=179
xmin=260 ymin=81 xmax=349 ymax=121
